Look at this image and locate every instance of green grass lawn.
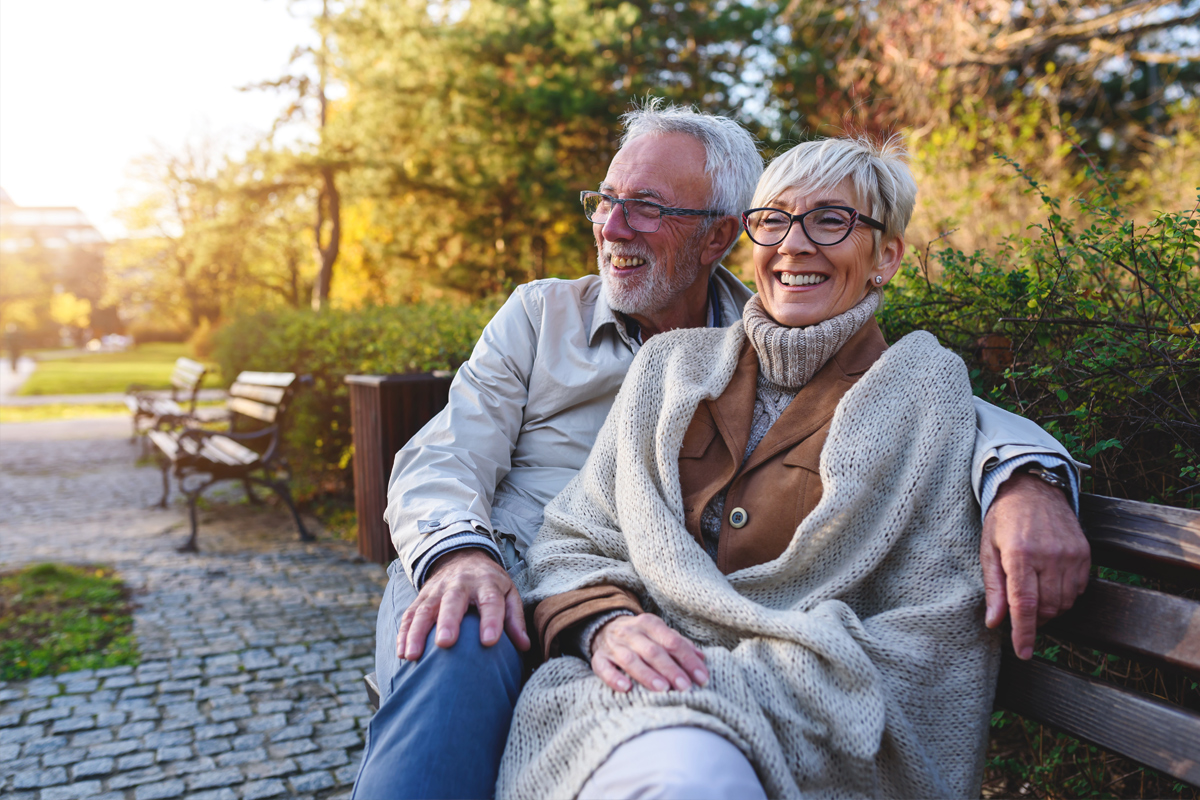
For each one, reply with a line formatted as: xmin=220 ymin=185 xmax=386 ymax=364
xmin=17 ymin=343 xmax=222 ymax=396
xmin=0 ymin=563 xmax=138 ymax=680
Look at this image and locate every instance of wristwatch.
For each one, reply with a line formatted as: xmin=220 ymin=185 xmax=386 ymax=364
xmin=1023 ymin=465 xmax=1068 ymax=491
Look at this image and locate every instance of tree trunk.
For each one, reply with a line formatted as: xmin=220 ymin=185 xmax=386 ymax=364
xmin=311 ymin=166 xmax=340 ymax=310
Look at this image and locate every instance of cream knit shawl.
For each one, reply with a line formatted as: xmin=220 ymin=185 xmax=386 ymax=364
xmin=500 ymin=324 xmax=999 ymax=800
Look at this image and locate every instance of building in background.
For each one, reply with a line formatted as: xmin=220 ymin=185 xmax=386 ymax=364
xmin=0 ymin=187 xmax=118 ymax=345
xmin=0 ymin=187 xmax=105 ymax=252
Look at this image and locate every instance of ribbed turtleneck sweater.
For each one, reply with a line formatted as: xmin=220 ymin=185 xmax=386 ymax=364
xmin=698 ymin=290 xmax=881 ymax=559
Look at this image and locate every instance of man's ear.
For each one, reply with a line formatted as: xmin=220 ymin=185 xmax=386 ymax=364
xmin=700 ymin=216 xmax=742 ymax=267
xmin=876 ymin=235 xmax=905 ymax=284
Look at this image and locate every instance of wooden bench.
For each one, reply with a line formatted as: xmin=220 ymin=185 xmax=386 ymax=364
xmin=362 ymin=493 xmax=1200 ymax=788
xmin=995 ymin=493 xmax=1200 ymax=786
xmin=149 ymin=370 xmax=314 ymax=552
xmin=126 ymin=357 xmax=210 ymax=439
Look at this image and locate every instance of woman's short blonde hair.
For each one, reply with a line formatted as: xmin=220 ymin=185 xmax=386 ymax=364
xmin=751 ymin=134 xmax=918 ymax=242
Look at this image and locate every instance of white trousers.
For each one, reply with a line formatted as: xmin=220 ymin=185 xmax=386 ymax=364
xmin=578 ymin=726 xmax=768 ymax=800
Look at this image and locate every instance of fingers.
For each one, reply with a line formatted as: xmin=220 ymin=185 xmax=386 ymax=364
xmin=401 ymin=597 xmax=439 ymax=661
xmin=591 ymin=614 xmax=709 ymax=693
xmin=503 ymin=587 xmax=531 ymax=652
xmin=1006 ymin=563 xmax=1039 ymax=660
xmin=434 ymin=588 xmax=470 ymax=648
xmin=980 ymin=540 xmax=1008 ymax=630
xmin=1036 ymin=568 xmax=1064 ymax=627
xmin=591 ymin=653 xmax=632 ymax=692
xmin=475 ymin=585 xmax=506 ymax=647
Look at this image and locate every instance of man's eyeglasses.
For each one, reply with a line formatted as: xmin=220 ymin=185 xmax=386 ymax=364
xmin=741 ymin=206 xmax=885 ymax=247
xmin=581 ymin=191 xmax=724 ymax=234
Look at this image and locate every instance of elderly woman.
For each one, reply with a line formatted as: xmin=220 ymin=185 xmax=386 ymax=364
xmin=497 ymin=136 xmax=999 ymax=800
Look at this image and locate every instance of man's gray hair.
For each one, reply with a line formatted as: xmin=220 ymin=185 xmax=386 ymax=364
xmin=620 ymin=98 xmax=763 ymax=217
xmin=752 ymin=134 xmax=918 ymax=245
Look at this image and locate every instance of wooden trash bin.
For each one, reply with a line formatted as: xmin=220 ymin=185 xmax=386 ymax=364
xmin=345 ymin=372 xmax=454 ymax=565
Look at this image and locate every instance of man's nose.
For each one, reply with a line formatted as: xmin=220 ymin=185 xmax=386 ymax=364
xmin=599 ymin=207 xmax=635 ymax=242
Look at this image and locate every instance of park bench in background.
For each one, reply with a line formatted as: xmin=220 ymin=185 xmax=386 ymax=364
xmin=149 ymin=370 xmax=313 ymax=552
xmin=126 ymin=356 xmax=213 ymax=439
xmin=363 ymin=492 xmax=1200 ymax=790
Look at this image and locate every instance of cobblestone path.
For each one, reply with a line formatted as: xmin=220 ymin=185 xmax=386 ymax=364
xmin=0 ymin=428 xmax=388 ymax=799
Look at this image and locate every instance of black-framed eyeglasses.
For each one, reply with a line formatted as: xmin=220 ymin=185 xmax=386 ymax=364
xmin=581 ymin=190 xmax=724 ymax=233
xmin=741 ymin=205 xmax=886 ymax=247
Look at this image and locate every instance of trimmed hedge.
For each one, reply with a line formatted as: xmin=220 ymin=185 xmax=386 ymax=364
xmin=211 ymin=298 xmax=504 ymax=500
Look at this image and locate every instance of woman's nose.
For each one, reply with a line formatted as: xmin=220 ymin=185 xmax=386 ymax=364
xmin=778 ymin=221 xmax=816 ymax=255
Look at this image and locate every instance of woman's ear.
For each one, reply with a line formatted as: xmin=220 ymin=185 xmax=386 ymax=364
xmin=875 ymin=235 xmax=905 ymax=286
xmin=701 ymin=215 xmax=742 ymax=267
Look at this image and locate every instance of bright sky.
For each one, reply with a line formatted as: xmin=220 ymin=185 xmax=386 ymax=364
xmin=0 ymin=0 xmax=317 ymax=240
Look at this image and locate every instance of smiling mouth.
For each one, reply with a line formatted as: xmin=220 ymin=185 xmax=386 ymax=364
xmin=777 ymin=272 xmax=829 ymax=287
xmin=611 ymin=256 xmax=647 ymax=270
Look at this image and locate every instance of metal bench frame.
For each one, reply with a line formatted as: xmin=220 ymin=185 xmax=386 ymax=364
xmin=126 ymin=357 xmax=209 ymax=440
xmin=149 ymin=370 xmax=314 ymax=552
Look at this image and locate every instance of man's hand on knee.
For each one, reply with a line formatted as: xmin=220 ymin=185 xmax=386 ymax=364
xmin=591 ymin=613 xmax=708 ymax=694
xmin=397 ymin=548 xmax=530 ymax=661
xmin=980 ymin=471 xmax=1091 ymax=660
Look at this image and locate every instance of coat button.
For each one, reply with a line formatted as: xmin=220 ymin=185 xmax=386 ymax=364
xmin=729 ymin=507 xmax=748 ymax=528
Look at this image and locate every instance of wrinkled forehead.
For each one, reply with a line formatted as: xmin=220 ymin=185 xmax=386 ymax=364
xmin=602 ymin=133 xmax=710 ymax=206
xmin=764 ymin=177 xmax=869 ymax=214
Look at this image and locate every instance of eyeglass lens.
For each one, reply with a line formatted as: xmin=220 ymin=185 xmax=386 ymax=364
xmin=745 ymin=207 xmax=855 ymax=246
xmin=582 ymin=193 xmax=662 ymax=233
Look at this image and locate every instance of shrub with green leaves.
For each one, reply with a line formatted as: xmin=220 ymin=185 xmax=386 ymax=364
xmin=881 ymin=158 xmax=1198 ymax=507
xmin=0 ymin=563 xmax=138 ymax=680
xmin=210 ymin=298 xmax=504 ymax=501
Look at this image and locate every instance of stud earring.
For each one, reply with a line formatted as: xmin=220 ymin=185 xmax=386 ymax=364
xmin=874 ymin=275 xmax=884 ymax=285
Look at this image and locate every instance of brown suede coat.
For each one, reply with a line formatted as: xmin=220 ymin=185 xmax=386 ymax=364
xmin=534 ymin=319 xmax=889 ymax=659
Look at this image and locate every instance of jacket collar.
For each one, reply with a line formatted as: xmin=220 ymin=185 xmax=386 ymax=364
xmin=710 ymin=318 xmax=888 ymax=475
xmin=588 ymin=265 xmax=753 ymax=349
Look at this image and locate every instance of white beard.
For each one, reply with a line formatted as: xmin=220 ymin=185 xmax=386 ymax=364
xmin=598 ymin=231 xmax=707 ymax=318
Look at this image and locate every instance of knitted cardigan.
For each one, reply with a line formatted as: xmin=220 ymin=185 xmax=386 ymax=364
xmin=499 ymin=322 xmax=999 ymax=800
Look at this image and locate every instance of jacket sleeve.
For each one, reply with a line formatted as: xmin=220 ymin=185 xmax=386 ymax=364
xmin=534 ymin=585 xmax=644 ymax=661
xmin=971 ymin=397 xmax=1087 ymax=511
xmin=385 ymin=288 xmax=540 ymax=587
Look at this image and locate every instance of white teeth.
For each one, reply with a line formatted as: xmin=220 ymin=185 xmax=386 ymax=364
xmin=612 ymin=256 xmax=647 ymax=268
xmin=778 ymin=273 xmax=828 ymax=286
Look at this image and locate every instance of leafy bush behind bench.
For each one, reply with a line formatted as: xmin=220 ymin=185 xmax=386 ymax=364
xmin=211 ymin=298 xmax=503 ymax=501
xmin=881 ymin=161 xmax=1198 ymax=508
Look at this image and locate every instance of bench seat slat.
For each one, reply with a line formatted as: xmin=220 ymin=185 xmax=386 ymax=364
xmin=147 ymin=431 xmax=179 ymax=461
xmin=1081 ymin=494 xmax=1200 ymax=572
xmin=996 ymin=653 xmax=1200 ymax=785
xmin=230 ymin=383 xmax=286 ymax=405
xmin=228 ymin=397 xmax=279 ymax=423
xmin=365 ymin=672 xmax=381 ymax=710
xmin=204 ymin=435 xmax=259 ymax=466
xmin=1044 ymin=579 xmax=1200 ymax=674
xmin=236 ymin=371 xmax=296 ymax=387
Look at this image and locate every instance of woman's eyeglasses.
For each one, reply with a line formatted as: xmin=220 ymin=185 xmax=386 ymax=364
xmin=741 ymin=206 xmax=885 ymax=247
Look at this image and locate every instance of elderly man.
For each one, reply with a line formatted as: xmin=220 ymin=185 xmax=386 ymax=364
xmin=352 ymin=102 xmax=1089 ymax=800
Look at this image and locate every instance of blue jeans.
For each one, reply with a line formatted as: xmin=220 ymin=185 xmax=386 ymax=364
xmin=353 ymin=561 xmax=523 ymax=800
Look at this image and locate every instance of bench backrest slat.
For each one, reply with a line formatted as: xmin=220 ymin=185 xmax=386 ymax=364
xmin=168 ymin=358 xmax=207 ymax=395
xmin=236 ymin=371 xmax=296 ymax=387
xmin=230 ymin=383 xmax=287 ymax=405
xmin=1042 ymin=578 xmax=1200 ymax=674
xmin=996 ymin=494 xmax=1200 ymax=786
xmin=996 ymin=653 xmax=1200 ymax=785
xmin=228 ymin=397 xmax=279 ymax=423
xmin=1081 ymin=494 xmax=1200 ymax=572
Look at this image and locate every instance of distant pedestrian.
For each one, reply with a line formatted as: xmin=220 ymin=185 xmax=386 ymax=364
xmin=4 ymin=323 xmax=21 ymax=371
